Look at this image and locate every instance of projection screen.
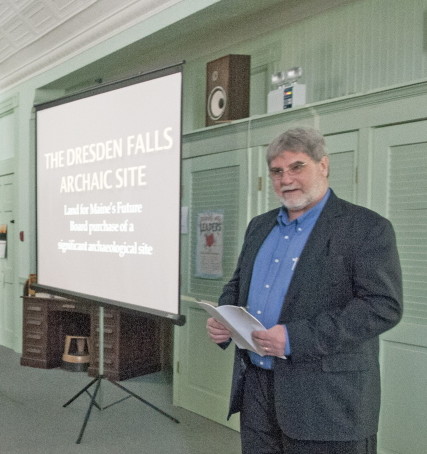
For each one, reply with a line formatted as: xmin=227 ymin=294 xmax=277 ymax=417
xmin=35 ymin=65 xmax=184 ymax=324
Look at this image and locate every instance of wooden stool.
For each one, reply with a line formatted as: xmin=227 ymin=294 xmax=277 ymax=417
xmin=62 ymin=335 xmax=90 ymax=372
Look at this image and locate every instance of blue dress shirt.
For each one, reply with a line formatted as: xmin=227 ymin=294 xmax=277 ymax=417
xmin=247 ymin=189 xmax=330 ymax=369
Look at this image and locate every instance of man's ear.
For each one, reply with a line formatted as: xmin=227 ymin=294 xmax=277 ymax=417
xmin=320 ymin=155 xmax=329 ymax=177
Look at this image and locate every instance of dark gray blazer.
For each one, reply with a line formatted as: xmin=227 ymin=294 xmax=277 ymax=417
xmin=219 ymin=191 xmax=403 ymax=441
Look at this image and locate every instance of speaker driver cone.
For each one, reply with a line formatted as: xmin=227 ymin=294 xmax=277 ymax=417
xmin=207 ymin=86 xmax=227 ymax=120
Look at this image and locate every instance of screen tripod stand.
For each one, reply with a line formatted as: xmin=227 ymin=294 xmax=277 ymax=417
xmin=63 ymin=306 xmax=179 ymax=444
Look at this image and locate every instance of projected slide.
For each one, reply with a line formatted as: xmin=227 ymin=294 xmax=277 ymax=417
xmin=36 ymin=69 xmax=183 ymax=321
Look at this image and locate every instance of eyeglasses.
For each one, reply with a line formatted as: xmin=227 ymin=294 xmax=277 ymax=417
xmin=269 ymin=162 xmax=307 ymax=180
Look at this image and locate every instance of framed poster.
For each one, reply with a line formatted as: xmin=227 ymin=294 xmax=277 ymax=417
xmin=195 ymin=211 xmax=223 ymax=279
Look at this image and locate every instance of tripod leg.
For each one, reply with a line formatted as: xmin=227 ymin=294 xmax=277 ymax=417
xmin=76 ymin=376 xmax=102 ymax=444
xmin=110 ymin=380 xmax=179 ymax=423
xmin=63 ymin=376 xmax=99 ymax=408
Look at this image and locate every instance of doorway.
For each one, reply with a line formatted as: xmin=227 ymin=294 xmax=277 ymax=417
xmin=0 ymin=172 xmax=15 ymax=347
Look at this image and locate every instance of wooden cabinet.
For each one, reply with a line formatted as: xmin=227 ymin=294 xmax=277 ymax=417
xmin=89 ymin=307 xmax=162 ymax=381
xmin=21 ymin=296 xmax=162 ymax=381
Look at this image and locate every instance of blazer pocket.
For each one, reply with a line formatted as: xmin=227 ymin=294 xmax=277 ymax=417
xmin=321 ymin=353 xmax=370 ymax=372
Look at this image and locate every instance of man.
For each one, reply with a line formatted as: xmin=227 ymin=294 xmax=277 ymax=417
xmin=206 ymin=127 xmax=403 ymax=454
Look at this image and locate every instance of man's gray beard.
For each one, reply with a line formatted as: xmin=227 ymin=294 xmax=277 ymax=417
xmin=279 ymin=195 xmax=312 ymax=212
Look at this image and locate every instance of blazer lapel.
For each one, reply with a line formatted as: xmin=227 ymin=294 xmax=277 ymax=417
xmin=283 ymin=192 xmax=344 ymax=307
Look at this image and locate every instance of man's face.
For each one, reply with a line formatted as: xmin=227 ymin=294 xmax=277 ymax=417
xmin=269 ymin=150 xmax=329 ymax=220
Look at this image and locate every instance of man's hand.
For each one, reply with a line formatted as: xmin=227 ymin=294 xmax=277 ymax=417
xmin=206 ymin=317 xmax=232 ymax=344
xmin=252 ymin=324 xmax=287 ymax=357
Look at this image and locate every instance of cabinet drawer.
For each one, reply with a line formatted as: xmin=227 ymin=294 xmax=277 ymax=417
xmin=93 ymin=325 xmax=118 ymax=342
xmin=91 ymin=337 xmax=117 ymax=351
xmin=90 ymin=353 xmax=118 ymax=370
xmin=25 ymin=303 xmax=45 ymax=313
xmin=24 ymin=318 xmax=46 ymax=332
xmin=24 ymin=331 xmax=46 ymax=344
xmin=103 ymin=309 xmax=119 ymax=326
xmin=23 ymin=344 xmax=45 ymax=359
xmin=24 ymin=306 xmax=46 ymax=323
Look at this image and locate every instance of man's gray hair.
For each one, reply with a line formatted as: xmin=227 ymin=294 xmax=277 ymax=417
xmin=266 ymin=127 xmax=328 ymax=165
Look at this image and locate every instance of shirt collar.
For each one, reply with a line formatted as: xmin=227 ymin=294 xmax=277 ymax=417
xmin=278 ymin=188 xmax=331 ymax=226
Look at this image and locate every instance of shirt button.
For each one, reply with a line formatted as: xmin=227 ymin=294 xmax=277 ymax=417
xmin=297 ymin=227 xmax=302 ymax=232
xmin=265 ymin=284 xmax=270 ymax=288
xmin=260 ymin=361 xmax=264 ymax=366
xmin=257 ymin=310 xmax=262 ymax=315
xmin=274 ymin=259 xmax=279 ymax=263
xmin=284 ymin=235 xmax=289 ymax=240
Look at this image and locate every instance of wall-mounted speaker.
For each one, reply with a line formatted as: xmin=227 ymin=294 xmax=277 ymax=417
xmin=206 ymin=54 xmax=251 ymax=126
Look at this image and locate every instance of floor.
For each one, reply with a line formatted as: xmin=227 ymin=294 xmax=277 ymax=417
xmin=0 ymin=346 xmax=241 ymax=454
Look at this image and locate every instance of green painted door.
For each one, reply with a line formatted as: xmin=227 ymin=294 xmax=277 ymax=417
xmin=174 ymin=148 xmax=249 ymax=431
xmin=373 ymin=121 xmax=427 ymax=454
xmin=0 ymin=171 xmax=15 ymax=348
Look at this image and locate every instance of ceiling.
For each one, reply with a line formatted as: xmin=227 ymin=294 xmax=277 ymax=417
xmin=0 ymin=0 xmax=182 ymax=91
xmin=0 ymin=0 xmax=357 ymax=93
xmin=0 ymin=0 xmax=96 ymax=64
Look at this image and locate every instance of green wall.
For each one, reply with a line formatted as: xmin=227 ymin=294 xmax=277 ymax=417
xmin=1 ymin=0 xmax=427 ymax=352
